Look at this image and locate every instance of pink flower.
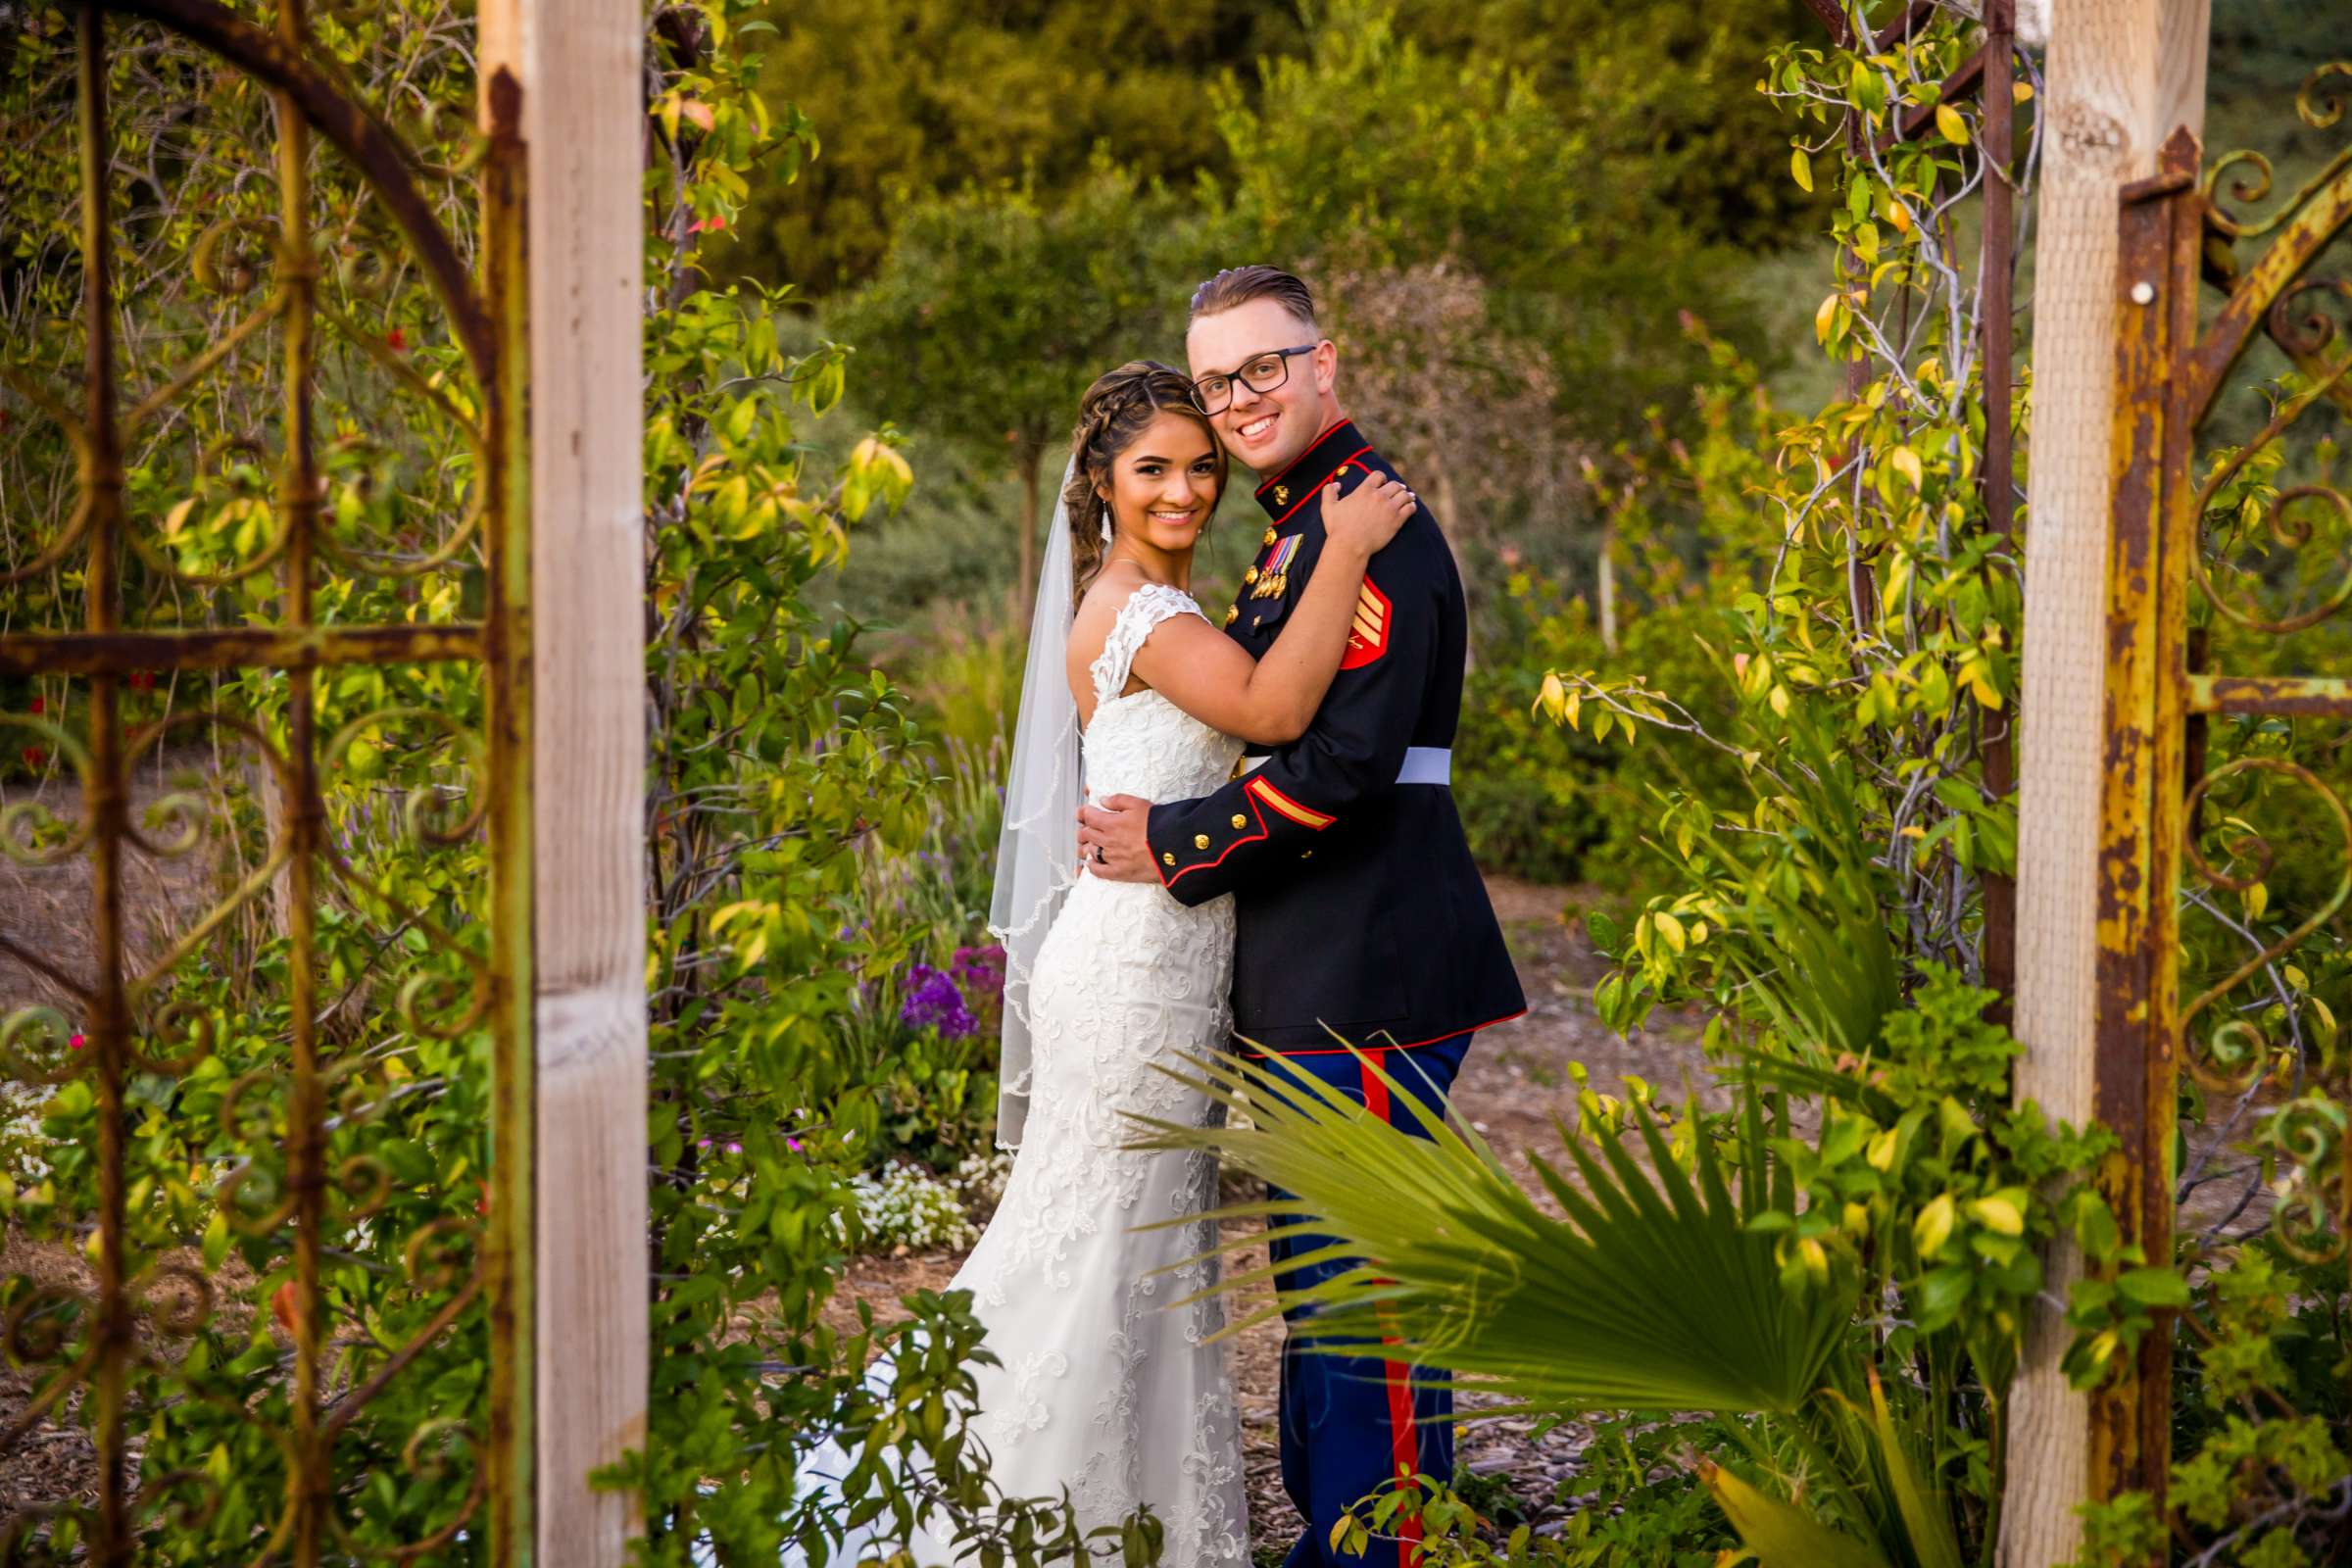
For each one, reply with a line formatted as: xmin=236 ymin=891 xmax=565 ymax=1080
xmin=69 ymin=1033 xmax=85 ymax=1052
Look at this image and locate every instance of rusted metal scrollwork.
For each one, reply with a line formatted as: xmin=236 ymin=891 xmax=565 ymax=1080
xmin=2098 ymin=64 xmax=2352 ymax=1517
xmin=0 ymin=3 xmax=529 ymax=1562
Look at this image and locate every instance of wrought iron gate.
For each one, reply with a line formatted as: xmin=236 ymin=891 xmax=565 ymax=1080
xmin=2098 ymin=70 xmax=2352 ymax=1508
xmin=0 ymin=1 xmax=531 ymax=1560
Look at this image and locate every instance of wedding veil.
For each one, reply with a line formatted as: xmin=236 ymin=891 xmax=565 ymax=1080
xmin=986 ymin=459 xmax=1084 ymax=1151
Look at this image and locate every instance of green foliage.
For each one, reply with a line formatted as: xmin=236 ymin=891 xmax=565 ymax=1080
xmin=731 ymin=0 xmax=1818 ymax=298
xmin=1217 ymin=0 xmax=1768 ymax=467
xmin=0 ymin=2 xmax=1145 ymax=1561
xmin=734 ymin=0 xmax=1299 ymax=293
xmin=1160 ymin=946 xmax=2122 ymax=1563
xmin=830 ymin=164 xmax=1217 ymax=614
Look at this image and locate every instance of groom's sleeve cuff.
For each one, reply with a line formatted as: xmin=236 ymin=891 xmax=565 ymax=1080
xmin=1148 ymin=789 xmax=1277 ymax=906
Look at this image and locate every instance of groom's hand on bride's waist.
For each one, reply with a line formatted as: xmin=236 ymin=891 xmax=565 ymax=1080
xmin=1076 ymin=795 xmax=1158 ymax=884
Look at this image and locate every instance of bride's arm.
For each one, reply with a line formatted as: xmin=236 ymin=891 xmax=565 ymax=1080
xmin=1132 ymin=474 xmax=1415 ymax=744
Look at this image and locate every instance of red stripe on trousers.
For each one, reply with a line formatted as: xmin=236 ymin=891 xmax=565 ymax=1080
xmin=1358 ymin=1051 xmax=1425 ymax=1567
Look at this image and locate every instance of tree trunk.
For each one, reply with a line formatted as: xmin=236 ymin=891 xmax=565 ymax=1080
xmin=1596 ymin=520 xmax=1618 ymax=655
xmin=2001 ymin=3 xmax=2207 ymax=1563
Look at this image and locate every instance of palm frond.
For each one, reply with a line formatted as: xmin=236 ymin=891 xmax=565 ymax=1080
xmin=1132 ymin=1051 xmax=1853 ymax=1417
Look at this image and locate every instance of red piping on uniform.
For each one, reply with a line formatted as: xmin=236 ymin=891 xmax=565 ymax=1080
xmin=1162 ymin=792 xmax=1271 ymax=889
xmin=1268 ymin=445 xmax=1375 ymax=529
xmin=1239 ymin=1008 xmax=1530 ymax=1058
xmin=1255 ymin=416 xmax=1355 ymax=495
xmin=1358 ymin=1050 xmax=1426 ymax=1568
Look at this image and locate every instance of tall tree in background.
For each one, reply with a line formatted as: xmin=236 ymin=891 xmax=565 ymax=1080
xmin=729 ymin=0 xmax=1820 ymax=300
xmin=1383 ymin=0 xmax=1823 ymax=246
xmin=835 ymin=167 xmax=1214 ymax=619
xmin=736 ymin=0 xmax=1293 ymax=293
xmin=1214 ymin=2 xmax=1766 ymax=586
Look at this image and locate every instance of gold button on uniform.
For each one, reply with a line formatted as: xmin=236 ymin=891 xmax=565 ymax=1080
xmin=1262 ymin=527 xmax=1278 ymax=547
xmin=1231 ymin=813 xmax=1247 ymax=829
xmin=1244 ymin=565 xmax=1259 ymax=584
xmin=1194 ymin=834 xmax=1210 ymax=849
xmin=1223 ymin=607 xmax=1239 ymax=626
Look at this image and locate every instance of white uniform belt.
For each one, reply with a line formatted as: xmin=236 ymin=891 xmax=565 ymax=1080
xmin=1238 ymin=746 xmax=1450 ymax=786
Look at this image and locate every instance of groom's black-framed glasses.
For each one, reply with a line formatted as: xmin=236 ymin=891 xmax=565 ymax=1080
xmin=1189 ymin=345 xmax=1317 ymax=416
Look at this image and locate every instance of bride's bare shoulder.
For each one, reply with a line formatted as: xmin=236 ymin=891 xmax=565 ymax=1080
xmin=1070 ymin=564 xmax=1149 ymax=643
xmin=1066 ymin=563 xmax=1145 ymax=683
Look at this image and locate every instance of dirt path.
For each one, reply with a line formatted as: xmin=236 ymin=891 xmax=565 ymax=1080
xmin=834 ymin=876 xmax=1713 ymax=1554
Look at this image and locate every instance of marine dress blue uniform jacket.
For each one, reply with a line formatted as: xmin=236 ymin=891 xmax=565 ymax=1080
xmin=1145 ymin=418 xmax=1524 ymax=1057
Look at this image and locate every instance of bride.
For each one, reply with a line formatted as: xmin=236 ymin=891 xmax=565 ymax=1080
xmin=949 ymin=359 xmax=1415 ymax=1563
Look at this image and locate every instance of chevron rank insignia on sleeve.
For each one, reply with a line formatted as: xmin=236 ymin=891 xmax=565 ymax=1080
xmin=1339 ymin=577 xmax=1391 ymax=669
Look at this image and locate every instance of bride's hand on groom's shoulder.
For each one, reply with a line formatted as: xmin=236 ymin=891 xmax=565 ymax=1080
xmin=1076 ymin=795 xmax=1157 ymax=884
xmin=1321 ymin=474 xmax=1416 ymax=560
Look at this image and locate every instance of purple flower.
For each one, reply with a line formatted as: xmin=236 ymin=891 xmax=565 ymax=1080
xmin=950 ymin=944 xmax=1006 ymax=1002
xmin=899 ymin=963 xmax=976 ymax=1039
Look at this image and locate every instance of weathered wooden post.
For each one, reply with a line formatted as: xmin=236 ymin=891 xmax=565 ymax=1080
xmin=476 ymin=6 xmax=651 ymax=1564
xmin=2002 ymin=0 xmax=2208 ymax=1561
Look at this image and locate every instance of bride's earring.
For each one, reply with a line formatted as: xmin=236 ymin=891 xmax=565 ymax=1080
xmin=1099 ymin=509 xmax=1113 ymax=546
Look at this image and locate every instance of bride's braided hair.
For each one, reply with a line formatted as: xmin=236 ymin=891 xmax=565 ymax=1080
xmin=1063 ymin=361 xmax=1228 ymax=591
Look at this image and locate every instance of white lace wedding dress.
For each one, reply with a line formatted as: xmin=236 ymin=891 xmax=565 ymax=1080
xmin=956 ymin=583 xmax=1250 ymax=1564
xmin=769 ymin=584 xmax=1250 ymax=1568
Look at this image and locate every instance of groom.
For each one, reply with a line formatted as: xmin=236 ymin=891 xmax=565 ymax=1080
xmin=1078 ymin=266 xmax=1524 ymax=1567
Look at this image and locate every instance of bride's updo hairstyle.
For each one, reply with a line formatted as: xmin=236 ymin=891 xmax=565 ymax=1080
xmin=1063 ymin=360 xmax=1228 ymax=589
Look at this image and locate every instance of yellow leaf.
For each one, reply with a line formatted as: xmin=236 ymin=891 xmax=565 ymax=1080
xmin=1886 ymin=200 xmax=1913 ymax=236
xmin=1790 ymin=146 xmax=1814 ymax=192
xmin=2013 ymin=79 xmax=2034 ymax=104
xmin=164 ymin=497 xmax=198 ymax=538
xmin=1970 ymin=1194 xmax=2026 ymax=1237
xmin=1654 ymin=911 xmax=1688 ymax=955
xmin=1889 ymin=446 xmax=1924 ymax=491
xmin=1914 ymin=1193 xmax=1956 ymax=1258
xmin=1815 ymin=292 xmax=1842 ymax=344
xmin=1768 ymin=684 xmax=1791 ymax=717
xmin=1537 ymin=670 xmax=1568 ymax=723
xmin=2245 ymin=881 xmax=2269 ymax=920
xmin=1936 ymin=102 xmax=1969 ymax=144
xmin=1866 ymin=1127 xmax=1899 ymax=1171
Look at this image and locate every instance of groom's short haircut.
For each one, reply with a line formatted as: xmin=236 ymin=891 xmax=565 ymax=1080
xmin=1189 ymin=266 xmax=1317 ymax=330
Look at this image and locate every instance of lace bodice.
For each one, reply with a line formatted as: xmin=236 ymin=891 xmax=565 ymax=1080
xmin=1082 ymin=582 xmax=1245 ymax=805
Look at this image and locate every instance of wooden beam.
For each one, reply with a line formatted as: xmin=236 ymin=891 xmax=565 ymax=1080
xmin=476 ymin=4 xmax=650 ymax=1565
xmin=2002 ymin=0 xmax=2208 ymax=1563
